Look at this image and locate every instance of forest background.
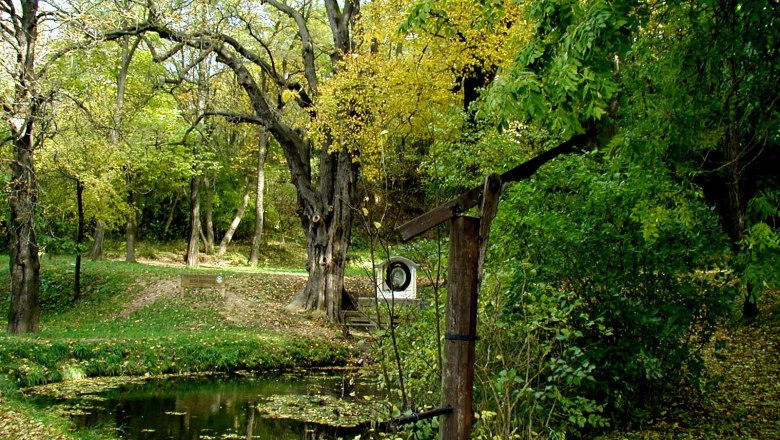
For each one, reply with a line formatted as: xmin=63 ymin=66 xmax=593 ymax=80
xmin=1 ymin=0 xmax=778 ymax=438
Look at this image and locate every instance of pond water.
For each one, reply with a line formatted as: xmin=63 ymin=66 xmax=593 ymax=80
xmin=34 ymin=370 xmax=384 ymax=439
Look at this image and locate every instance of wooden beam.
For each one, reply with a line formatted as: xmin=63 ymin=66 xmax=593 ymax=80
xmin=440 ymin=216 xmax=481 ymax=440
xmin=477 ymin=173 xmax=501 ymax=278
xmin=397 ymin=132 xmax=591 ymax=242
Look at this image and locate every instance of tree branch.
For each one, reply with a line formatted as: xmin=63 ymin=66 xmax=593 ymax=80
xmin=236 ymin=14 xmax=279 ymax=77
xmin=262 ymin=0 xmax=319 ymax=92
xmin=1 ymin=0 xmax=15 ymax=17
xmin=59 ymin=90 xmax=112 ymax=132
xmin=204 ymin=111 xmax=264 ymax=125
xmin=140 ymin=35 xmax=185 ymax=62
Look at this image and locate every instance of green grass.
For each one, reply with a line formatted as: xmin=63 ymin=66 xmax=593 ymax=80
xmin=0 ymin=254 xmax=350 ymax=389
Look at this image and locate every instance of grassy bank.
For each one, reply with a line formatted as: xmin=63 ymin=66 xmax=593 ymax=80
xmin=0 ymin=254 xmax=356 ymax=439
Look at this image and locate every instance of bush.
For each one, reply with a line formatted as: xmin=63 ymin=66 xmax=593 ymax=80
xmin=490 ymin=152 xmax=734 ymax=429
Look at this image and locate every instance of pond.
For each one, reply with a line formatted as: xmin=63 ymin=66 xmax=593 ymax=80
xmin=28 ymin=369 xmax=387 ymax=439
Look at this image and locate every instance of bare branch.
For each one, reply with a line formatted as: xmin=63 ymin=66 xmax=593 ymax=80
xmin=262 ymin=0 xmax=319 ymax=92
xmin=36 ymin=38 xmax=94 ymax=77
xmin=141 ymin=34 xmax=184 ymax=62
xmin=0 ymin=20 xmax=14 ymax=39
xmin=235 ymin=13 xmax=278 ymax=77
xmin=203 ymin=111 xmax=264 ymax=125
xmin=1 ymin=0 xmax=15 ymax=17
xmin=59 ymin=90 xmax=112 ymax=132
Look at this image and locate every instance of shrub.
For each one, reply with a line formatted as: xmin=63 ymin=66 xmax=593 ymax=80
xmin=490 ymin=152 xmax=734 ymax=429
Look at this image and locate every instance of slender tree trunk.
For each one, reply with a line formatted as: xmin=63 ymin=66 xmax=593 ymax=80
xmin=125 ymin=188 xmax=136 ymax=262
xmin=249 ymin=131 xmax=268 ymax=267
xmin=162 ymin=190 xmax=180 ymax=239
xmin=203 ymin=175 xmax=215 ymax=254
xmin=6 ymin=0 xmax=42 ymax=333
xmin=186 ymin=176 xmax=201 ymax=268
xmin=218 ymin=178 xmax=251 ymax=257
xmin=91 ymin=35 xmax=139 ymax=260
xmin=75 ymin=180 xmax=85 ymax=301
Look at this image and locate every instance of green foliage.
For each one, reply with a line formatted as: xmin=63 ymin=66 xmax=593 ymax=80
xmin=739 ymin=190 xmax=780 ymax=302
xmin=474 ymin=279 xmax=608 ymax=439
xmin=487 ymin=0 xmax=635 ymax=134
xmin=490 ymin=152 xmax=734 ymax=427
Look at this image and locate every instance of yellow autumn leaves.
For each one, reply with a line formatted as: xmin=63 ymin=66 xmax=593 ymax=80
xmin=310 ymin=0 xmax=534 ymax=181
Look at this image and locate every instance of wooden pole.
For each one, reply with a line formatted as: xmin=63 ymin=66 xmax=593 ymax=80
xmin=441 ymin=216 xmax=480 ymax=440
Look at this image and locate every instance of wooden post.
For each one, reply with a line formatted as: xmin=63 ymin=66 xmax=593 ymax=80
xmin=441 ymin=216 xmax=480 ymax=440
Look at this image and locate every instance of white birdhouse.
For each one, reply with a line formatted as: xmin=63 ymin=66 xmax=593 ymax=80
xmin=375 ymin=256 xmax=419 ymax=300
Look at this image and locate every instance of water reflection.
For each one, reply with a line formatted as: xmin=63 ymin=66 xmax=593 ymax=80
xmin=66 ymin=371 xmax=375 ymax=439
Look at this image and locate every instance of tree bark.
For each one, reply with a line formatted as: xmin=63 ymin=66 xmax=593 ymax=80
xmin=217 ymin=177 xmax=251 ymax=257
xmin=287 ymin=148 xmax=360 ymax=321
xmin=162 ymin=190 xmax=180 ymax=239
xmin=89 ymin=223 xmax=105 ymax=260
xmin=75 ymin=179 xmax=85 ymax=301
xmin=249 ymin=131 xmax=268 ymax=267
xmin=5 ymin=0 xmax=42 ymax=333
xmin=186 ymin=175 xmax=201 ymax=268
xmin=203 ymin=175 xmax=215 ymax=254
xmin=7 ymin=135 xmax=41 ymax=334
xmin=125 ymin=188 xmax=136 ymax=262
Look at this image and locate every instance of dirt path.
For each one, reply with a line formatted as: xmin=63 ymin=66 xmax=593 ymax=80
xmin=115 ymin=271 xmax=372 ymax=341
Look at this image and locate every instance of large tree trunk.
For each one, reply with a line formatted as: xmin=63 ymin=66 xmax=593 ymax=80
xmin=6 ymin=0 xmax=42 ymax=333
xmin=288 ymin=149 xmax=359 ymax=321
xmin=217 ymin=178 xmax=251 ymax=257
xmin=186 ymin=175 xmax=201 ymax=268
xmin=248 ymin=131 xmax=268 ymax=267
xmin=116 ymin=0 xmax=361 ymax=321
xmin=8 ymin=135 xmax=41 ymax=334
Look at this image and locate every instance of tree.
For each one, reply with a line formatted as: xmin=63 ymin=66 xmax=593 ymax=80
xmin=100 ymin=0 xmax=360 ymax=320
xmin=248 ymin=129 xmax=268 ymax=266
xmin=2 ymin=0 xmax=45 ymax=333
xmin=488 ymin=0 xmax=779 ymax=317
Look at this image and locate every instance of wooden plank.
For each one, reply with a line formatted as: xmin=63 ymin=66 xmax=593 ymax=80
xmin=440 ymin=216 xmax=480 ymax=440
xmin=398 ymin=132 xmax=591 ymax=242
xmin=398 ymin=186 xmax=482 ymax=242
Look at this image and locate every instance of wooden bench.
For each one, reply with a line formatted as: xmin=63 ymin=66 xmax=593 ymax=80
xmin=180 ymin=273 xmax=226 ymax=296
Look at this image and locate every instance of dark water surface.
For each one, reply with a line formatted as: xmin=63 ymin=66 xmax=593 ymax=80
xmin=58 ymin=370 xmax=377 ymax=439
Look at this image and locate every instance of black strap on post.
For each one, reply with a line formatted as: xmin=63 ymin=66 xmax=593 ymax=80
xmin=445 ymin=332 xmax=479 ymax=342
